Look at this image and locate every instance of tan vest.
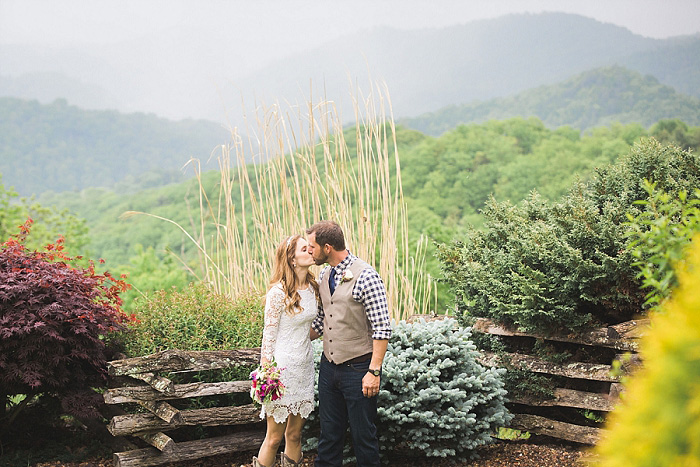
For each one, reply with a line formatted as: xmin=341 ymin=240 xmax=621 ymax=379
xmin=319 ymin=258 xmax=373 ymax=364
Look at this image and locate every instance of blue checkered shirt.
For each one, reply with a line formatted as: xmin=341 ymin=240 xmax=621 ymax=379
xmin=311 ymin=253 xmax=392 ymax=340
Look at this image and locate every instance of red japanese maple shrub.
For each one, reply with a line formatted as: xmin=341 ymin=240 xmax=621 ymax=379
xmin=0 ymin=219 xmax=131 ymax=427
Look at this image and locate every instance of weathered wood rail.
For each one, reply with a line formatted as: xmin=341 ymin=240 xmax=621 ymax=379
xmin=104 ymin=348 xmax=264 ymax=467
xmin=473 ymin=317 xmax=648 ymax=444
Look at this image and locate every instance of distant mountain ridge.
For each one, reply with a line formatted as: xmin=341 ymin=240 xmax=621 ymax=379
xmin=0 ymin=97 xmax=230 ymax=196
xmin=2 ymin=64 xmax=699 ymax=197
xmin=234 ymin=13 xmax=666 ymax=118
xmin=1 ymin=13 xmax=698 ymax=124
xmin=401 ymin=66 xmax=700 ymax=135
xmin=0 ymin=72 xmax=119 ymax=112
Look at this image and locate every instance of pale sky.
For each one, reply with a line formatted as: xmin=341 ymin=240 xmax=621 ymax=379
xmin=2 ymin=0 xmax=699 ymax=49
xmin=2 ymin=0 xmax=698 ymax=122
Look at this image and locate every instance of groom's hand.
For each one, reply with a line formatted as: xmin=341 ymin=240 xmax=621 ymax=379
xmin=362 ymin=372 xmax=380 ymax=398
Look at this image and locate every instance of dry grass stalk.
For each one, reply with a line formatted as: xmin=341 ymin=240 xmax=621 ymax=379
xmin=129 ymin=85 xmax=433 ymax=320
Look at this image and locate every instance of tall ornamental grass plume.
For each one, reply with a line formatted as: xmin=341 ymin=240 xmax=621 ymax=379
xmin=594 ymin=235 xmax=700 ymax=466
xmin=122 ymin=85 xmax=434 ymax=322
xmin=0 ymin=219 xmax=130 ymax=429
xmin=302 ymin=319 xmax=511 ymax=463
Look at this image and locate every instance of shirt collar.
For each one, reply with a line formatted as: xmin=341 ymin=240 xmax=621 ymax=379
xmin=332 ymin=251 xmax=356 ymax=275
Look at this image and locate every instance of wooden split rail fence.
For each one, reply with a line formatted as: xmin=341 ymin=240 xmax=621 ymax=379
xmin=104 ymin=318 xmax=648 ymax=466
xmin=104 ymin=348 xmax=264 ymax=467
xmin=473 ymin=317 xmax=648 ymax=444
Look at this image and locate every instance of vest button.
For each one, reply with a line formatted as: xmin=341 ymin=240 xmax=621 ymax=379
xmin=329 ymin=327 xmax=332 ymax=330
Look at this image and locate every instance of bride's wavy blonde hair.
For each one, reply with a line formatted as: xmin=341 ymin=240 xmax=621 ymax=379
xmin=269 ymin=235 xmax=319 ymax=314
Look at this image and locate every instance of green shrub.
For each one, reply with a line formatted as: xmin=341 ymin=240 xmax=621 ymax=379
xmin=625 ymin=180 xmax=700 ymax=307
xmin=438 ymin=139 xmax=700 ymax=334
xmin=303 ymin=318 xmax=511 ymax=462
xmin=438 ymin=190 xmax=640 ymax=334
xmin=594 ymin=236 xmax=700 ymax=466
xmin=114 ymin=284 xmax=264 ymax=407
xmin=120 ymin=283 xmax=264 ymax=356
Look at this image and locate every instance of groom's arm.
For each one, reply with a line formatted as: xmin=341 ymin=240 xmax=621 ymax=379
xmin=370 ymin=338 xmax=388 ymax=371
xmin=310 ymin=300 xmax=324 ymax=341
xmin=310 ymin=328 xmax=321 ymax=341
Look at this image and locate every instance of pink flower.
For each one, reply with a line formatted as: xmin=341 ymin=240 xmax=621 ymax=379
xmin=249 ymin=361 xmax=286 ymax=406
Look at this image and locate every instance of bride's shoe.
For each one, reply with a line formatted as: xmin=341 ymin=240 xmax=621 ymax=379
xmin=250 ymin=456 xmax=276 ymax=467
xmin=281 ymin=452 xmax=303 ymax=466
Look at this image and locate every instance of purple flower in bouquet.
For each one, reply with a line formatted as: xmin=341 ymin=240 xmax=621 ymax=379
xmin=250 ymin=360 xmax=286 ymax=406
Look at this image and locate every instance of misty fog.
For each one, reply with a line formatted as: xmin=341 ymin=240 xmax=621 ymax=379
xmin=2 ymin=0 xmax=699 ymax=126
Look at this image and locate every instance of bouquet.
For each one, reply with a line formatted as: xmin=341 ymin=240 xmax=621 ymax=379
xmin=250 ymin=361 xmax=286 ymax=406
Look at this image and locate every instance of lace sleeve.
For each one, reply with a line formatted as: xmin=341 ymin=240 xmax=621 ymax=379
xmin=261 ymin=284 xmax=285 ymax=363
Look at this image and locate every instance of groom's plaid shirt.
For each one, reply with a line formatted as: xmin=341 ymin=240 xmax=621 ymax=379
xmin=311 ymin=252 xmax=392 ymax=340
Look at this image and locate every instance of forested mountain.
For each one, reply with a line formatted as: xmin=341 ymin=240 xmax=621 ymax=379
xmin=401 ymin=66 xmax=700 ymax=136
xmin=34 ymin=117 xmax=700 ymax=273
xmin=5 ymin=63 xmax=696 ymax=198
xmin=621 ymin=35 xmax=700 ymax=98
xmin=0 ymin=97 xmax=230 ymax=196
xmin=2 ymin=13 xmax=698 ymax=124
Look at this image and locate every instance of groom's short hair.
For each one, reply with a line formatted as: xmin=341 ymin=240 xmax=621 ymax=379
xmin=307 ymin=220 xmax=346 ymax=251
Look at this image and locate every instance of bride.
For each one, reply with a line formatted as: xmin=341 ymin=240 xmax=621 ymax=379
xmin=252 ymin=235 xmax=319 ymax=467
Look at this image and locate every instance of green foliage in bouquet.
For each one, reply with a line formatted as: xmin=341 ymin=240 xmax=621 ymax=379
xmin=594 ymin=236 xmax=700 ymax=466
xmin=438 ymin=139 xmax=700 ymax=334
xmin=303 ymin=318 xmax=511 ymax=462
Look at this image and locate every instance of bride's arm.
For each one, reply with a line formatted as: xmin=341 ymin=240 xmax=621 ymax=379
xmin=260 ymin=286 xmax=285 ymax=364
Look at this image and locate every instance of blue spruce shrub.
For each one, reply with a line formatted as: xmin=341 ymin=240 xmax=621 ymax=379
xmin=378 ymin=318 xmax=511 ymax=461
xmin=303 ymin=318 xmax=511 ymax=463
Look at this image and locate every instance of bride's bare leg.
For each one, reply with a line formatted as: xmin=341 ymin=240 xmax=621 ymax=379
xmin=257 ymin=416 xmax=286 ymax=466
xmin=283 ymin=414 xmax=305 ymax=463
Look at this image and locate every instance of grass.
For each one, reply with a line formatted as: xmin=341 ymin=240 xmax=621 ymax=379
xmin=124 ymin=84 xmax=434 ymax=321
xmin=496 ymin=427 xmax=532 ymax=441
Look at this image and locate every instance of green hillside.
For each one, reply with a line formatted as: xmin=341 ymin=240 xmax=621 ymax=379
xmin=402 ymin=67 xmax=700 ymax=136
xmin=34 ymin=118 xmax=699 ymax=276
xmin=622 ymin=35 xmax=700 ymax=99
xmin=23 ymin=117 xmax=694 ymax=312
xmin=0 ymin=97 xmax=230 ymax=196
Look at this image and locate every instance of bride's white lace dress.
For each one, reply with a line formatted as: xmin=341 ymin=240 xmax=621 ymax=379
xmin=259 ymin=283 xmax=317 ymax=423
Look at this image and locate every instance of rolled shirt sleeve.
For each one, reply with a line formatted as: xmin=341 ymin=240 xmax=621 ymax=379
xmin=354 ymin=267 xmax=392 ymax=340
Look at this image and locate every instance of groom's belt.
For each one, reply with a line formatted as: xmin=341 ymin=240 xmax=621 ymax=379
xmin=340 ymin=352 xmax=372 ymax=365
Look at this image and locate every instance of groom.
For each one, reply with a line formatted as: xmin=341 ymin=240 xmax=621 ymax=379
xmin=306 ymin=220 xmax=392 ymax=467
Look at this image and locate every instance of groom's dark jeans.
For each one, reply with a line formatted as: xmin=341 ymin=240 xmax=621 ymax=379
xmin=314 ymin=353 xmax=380 ymax=467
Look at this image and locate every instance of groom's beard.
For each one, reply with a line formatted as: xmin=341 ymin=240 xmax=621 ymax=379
xmin=313 ymin=251 xmax=329 ymax=266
